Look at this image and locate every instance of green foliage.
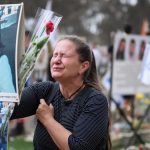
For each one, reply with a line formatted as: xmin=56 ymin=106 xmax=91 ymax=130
xmin=2 ymin=0 xmax=150 ymax=44
xmin=8 ymin=137 xmax=33 ymax=150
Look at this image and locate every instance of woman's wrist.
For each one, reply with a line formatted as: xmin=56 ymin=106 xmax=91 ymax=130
xmin=44 ymin=117 xmax=55 ymax=128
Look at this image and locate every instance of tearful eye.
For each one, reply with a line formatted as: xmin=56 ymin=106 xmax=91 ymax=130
xmin=52 ymin=52 xmax=70 ymax=59
xmin=62 ymin=54 xmax=66 ymax=57
xmin=53 ymin=53 xmax=58 ymax=58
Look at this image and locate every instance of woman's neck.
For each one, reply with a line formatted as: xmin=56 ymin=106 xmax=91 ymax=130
xmin=59 ymin=81 xmax=84 ymax=100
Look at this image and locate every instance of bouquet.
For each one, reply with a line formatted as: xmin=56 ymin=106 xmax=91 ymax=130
xmin=0 ymin=8 xmax=62 ymax=135
xmin=18 ymin=8 xmax=62 ymax=95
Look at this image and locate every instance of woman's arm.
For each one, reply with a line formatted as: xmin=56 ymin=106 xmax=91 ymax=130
xmin=36 ymin=99 xmax=71 ymax=150
xmin=11 ymin=86 xmax=39 ymax=119
xmin=11 ymin=81 xmax=53 ymax=119
xmin=36 ymin=93 xmax=108 ymax=150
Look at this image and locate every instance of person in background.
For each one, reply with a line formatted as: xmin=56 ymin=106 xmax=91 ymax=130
xmin=11 ymin=35 xmax=111 ymax=150
xmin=123 ymin=24 xmax=133 ymax=34
xmin=91 ymin=42 xmax=102 ymax=73
xmin=102 ymin=45 xmax=113 ymax=92
xmin=25 ymin=30 xmax=31 ymax=51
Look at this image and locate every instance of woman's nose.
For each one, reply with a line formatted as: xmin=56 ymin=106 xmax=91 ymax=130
xmin=53 ymin=55 xmax=61 ymax=63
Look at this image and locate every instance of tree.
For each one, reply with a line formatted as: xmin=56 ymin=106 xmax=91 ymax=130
xmin=1 ymin=0 xmax=150 ymax=45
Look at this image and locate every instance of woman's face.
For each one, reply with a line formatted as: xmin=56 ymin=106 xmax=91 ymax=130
xmin=51 ymin=39 xmax=88 ymax=82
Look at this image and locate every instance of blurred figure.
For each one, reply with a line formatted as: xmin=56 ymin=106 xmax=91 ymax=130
xmin=123 ymin=24 xmax=133 ymax=34
xmin=91 ymin=42 xmax=102 ymax=73
xmin=25 ymin=30 xmax=31 ymax=52
xmin=102 ymin=45 xmax=113 ymax=92
xmin=122 ymin=95 xmax=135 ymax=120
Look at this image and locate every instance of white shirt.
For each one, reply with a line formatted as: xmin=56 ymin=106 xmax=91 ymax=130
xmin=92 ymin=48 xmax=102 ymax=70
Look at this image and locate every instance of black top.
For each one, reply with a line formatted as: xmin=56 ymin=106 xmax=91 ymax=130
xmin=11 ymin=81 xmax=109 ymax=150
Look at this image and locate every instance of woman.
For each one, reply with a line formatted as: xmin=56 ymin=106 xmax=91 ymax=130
xmin=11 ymin=35 xmax=111 ymax=150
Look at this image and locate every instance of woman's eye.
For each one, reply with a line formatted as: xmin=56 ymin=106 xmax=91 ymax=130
xmin=53 ymin=53 xmax=58 ymax=57
xmin=62 ymin=54 xmax=67 ymax=57
xmin=52 ymin=53 xmax=69 ymax=58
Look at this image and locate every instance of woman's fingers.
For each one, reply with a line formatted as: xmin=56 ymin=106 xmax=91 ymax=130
xmin=40 ymin=99 xmax=46 ymax=105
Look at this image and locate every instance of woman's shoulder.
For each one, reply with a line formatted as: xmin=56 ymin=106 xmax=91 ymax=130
xmin=28 ymin=81 xmax=58 ymax=98
xmin=83 ymin=86 xmax=108 ymax=106
xmin=31 ymin=81 xmax=55 ymax=87
xmin=31 ymin=81 xmax=59 ymax=90
xmin=77 ymin=86 xmax=109 ymax=116
xmin=85 ymin=86 xmax=107 ymax=98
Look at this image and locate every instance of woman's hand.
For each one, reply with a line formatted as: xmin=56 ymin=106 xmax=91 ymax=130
xmin=36 ymin=99 xmax=54 ymax=126
xmin=36 ymin=99 xmax=71 ymax=150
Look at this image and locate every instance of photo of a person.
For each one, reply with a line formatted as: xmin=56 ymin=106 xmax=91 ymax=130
xmin=116 ymin=38 xmax=126 ymax=60
xmin=0 ymin=5 xmax=21 ymax=148
xmin=0 ymin=5 xmax=20 ymax=93
xmin=128 ymin=39 xmax=136 ymax=60
xmin=138 ymin=40 xmax=146 ymax=61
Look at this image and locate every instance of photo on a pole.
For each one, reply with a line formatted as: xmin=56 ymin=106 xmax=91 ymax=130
xmin=0 ymin=3 xmax=24 ymax=149
xmin=112 ymin=33 xmax=150 ymax=96
xmin=0 ymin=4 xmax=23 ymax=102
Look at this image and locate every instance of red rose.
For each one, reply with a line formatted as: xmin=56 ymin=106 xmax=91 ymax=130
xmin=46 ymin=21 xmax=54 ymax=35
